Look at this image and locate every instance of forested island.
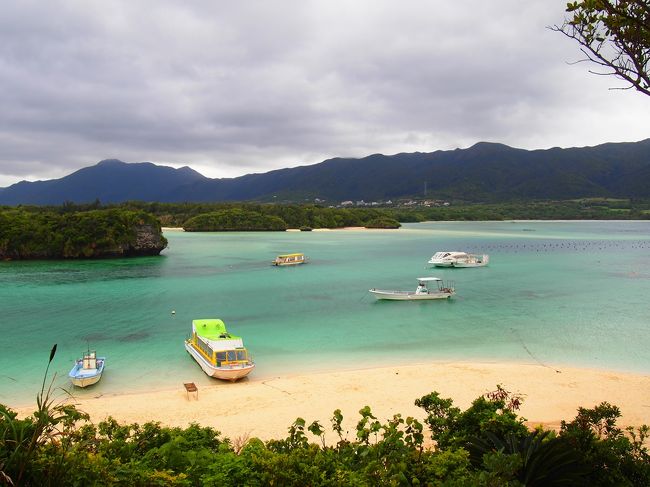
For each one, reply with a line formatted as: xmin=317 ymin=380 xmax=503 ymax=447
xmin=2 ymin=198 xmax=648 ymax=259
xmin=25 ymin=197 xmax=642 ymax=231
xmin=2 ymin=202 xmax=404 ymax=234
xmin=171 ymin=204 xmax=402 ymax=230
xmin=0 ymin=208 xmax=167 ymax=260
xmin=107 ymin=199 xmax=649 ymax=228
xmin=94 ymin=198 xmax=648 ymax=230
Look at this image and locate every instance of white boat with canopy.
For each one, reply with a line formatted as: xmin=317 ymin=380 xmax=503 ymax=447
xmin=428 ymin=251 xmax=489 ymax=268
xmin=369 ymin=277 xmax=455 ymax=301
xmin=69 ymin=350 xmax=105 ymax=388
xmin=185 ymin=318 xmax=255 ymax=381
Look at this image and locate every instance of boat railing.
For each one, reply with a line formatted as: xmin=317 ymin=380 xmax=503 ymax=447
xmin=438 ymin=280 xmax=455 ymax=293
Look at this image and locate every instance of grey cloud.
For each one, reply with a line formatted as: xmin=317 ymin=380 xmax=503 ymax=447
xmin=0 ymin=0 xmax=648 ymax=186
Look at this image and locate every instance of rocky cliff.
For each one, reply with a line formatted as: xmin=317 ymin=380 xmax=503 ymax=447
xmin=125 ymin=224 xmax=168 ymax=256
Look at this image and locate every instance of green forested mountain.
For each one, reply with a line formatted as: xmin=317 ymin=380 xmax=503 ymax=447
xmin=1 ymin=139 xmax=650 ymax=205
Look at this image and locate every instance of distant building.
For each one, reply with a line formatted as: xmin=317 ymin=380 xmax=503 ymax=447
xmin=340 ymin=200 xmax=354 ymax=207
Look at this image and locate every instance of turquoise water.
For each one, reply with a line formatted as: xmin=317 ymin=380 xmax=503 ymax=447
xmin=1 ymin=221 xmax=649 ymax=405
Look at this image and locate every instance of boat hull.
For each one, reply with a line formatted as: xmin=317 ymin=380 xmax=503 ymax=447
xmin=449 ymin=261 xmax=488 ymax=268
xmin=70 ymin=375 xmax=102 ymax=388
xmin=185 ymin=341 xmax=255 ymax=381
xmin=369 ymin=289 xmax=454 ymax=300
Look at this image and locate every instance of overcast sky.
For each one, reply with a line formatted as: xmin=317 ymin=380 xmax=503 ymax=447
xmin=1 ymin=0 xmax=648 ymax=187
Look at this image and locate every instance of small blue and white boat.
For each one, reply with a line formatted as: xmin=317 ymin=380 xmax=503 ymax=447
xmin=69 ymin=350 xmax=105 ymax=388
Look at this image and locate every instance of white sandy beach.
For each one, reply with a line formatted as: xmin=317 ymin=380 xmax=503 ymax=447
xmin=15 ymin=361 xmax=649 ymax=443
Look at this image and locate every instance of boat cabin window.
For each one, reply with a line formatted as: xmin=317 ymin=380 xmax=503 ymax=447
xmin=196 ymin=338 xmax=214 ymax=358
xmin=215 ymin=349 xmax=248 ymax=362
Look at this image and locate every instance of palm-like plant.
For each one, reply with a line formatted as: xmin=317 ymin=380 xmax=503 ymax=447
xmin=467 ymin=430 xmax=588 ymax=486
xmin=0 ymin=344 xmax=88 ymax=485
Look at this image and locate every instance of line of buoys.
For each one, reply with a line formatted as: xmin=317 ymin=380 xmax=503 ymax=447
xmin=462 ymin=239 xmax=648 ymax=254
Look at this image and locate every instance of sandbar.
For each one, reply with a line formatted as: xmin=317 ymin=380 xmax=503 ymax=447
xmin=13 ymin=361 xmax=649 ymax=443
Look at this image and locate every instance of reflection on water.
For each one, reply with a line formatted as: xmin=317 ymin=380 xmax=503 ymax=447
xmin=0 ymin=257 xmax=166 ymax=286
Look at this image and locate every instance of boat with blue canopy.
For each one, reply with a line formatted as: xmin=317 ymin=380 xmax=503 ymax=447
xmin=69 ymin=350 xmax=105 ymax=388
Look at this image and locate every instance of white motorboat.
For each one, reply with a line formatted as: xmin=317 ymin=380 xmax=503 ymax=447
xmin=369 ymin=277 xmax=455 ymax=300
xmin=428 ymin=251 xmax=489 ymax=268
xmin=69 ymin=350 xmax=105 ymax=388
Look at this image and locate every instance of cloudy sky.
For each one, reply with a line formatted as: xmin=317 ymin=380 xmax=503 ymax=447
xmin=1 ymin=0 xmax=648 ymax=187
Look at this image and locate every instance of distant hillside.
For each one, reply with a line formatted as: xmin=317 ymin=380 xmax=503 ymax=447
xmin=0 ymin=160 xmax=206 ymax=205
xmin=1 ymin=140 xmax=650 ymax=205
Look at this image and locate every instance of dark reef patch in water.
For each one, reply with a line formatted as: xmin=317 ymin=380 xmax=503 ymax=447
xmin=119 ymin=331 xmax=150 ymax=342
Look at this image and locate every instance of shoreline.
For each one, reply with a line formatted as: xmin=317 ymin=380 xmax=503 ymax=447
xmin=421 ymin=219 xmax=650 ymax=223
xmin=12 ymin=361 xmax=649 ymax=442
xmin=163 ymin=226 xmax=389 ymax=233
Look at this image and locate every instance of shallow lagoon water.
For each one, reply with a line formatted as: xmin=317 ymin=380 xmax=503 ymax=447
xmin=1 ymin=221 xmax=649 ymax=405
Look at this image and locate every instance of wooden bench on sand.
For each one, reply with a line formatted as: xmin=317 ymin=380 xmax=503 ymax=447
xmin=184 ymin=382 xmax=198 ymax=400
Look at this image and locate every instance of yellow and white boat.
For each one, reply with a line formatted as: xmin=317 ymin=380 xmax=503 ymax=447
xmin=185 ymin=319 xmax=255 ymax=381
xmin=272 ymin=253 xmax=307 ymax=266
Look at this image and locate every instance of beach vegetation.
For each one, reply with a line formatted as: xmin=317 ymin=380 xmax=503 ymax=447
xmin=2 ymin=389 xmax=648 ymax=485
xmin=559 ymin=402 xmax=650 ymax=485
xmin=364 ymin=217 xmax=401 ymax=229
xmin=415 ymin=385 xmax=529 ymax=450
xmin=2 ymin=351 xmax=648 ymax=485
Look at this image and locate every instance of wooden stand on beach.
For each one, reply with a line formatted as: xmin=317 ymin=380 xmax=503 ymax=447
xmin=184 ymin=382 xmax=198 ymax=400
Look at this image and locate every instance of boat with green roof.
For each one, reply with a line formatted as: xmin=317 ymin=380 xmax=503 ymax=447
xmin=185 ymin=318 xmax=255 ymax=381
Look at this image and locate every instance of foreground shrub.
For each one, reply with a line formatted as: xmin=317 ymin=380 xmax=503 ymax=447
xmin=3 ymin=350 xmax=648 ymax=486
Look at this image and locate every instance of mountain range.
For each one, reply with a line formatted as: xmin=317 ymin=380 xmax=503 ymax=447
xmin=1 ymin=139 xmax=650 ymax=205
